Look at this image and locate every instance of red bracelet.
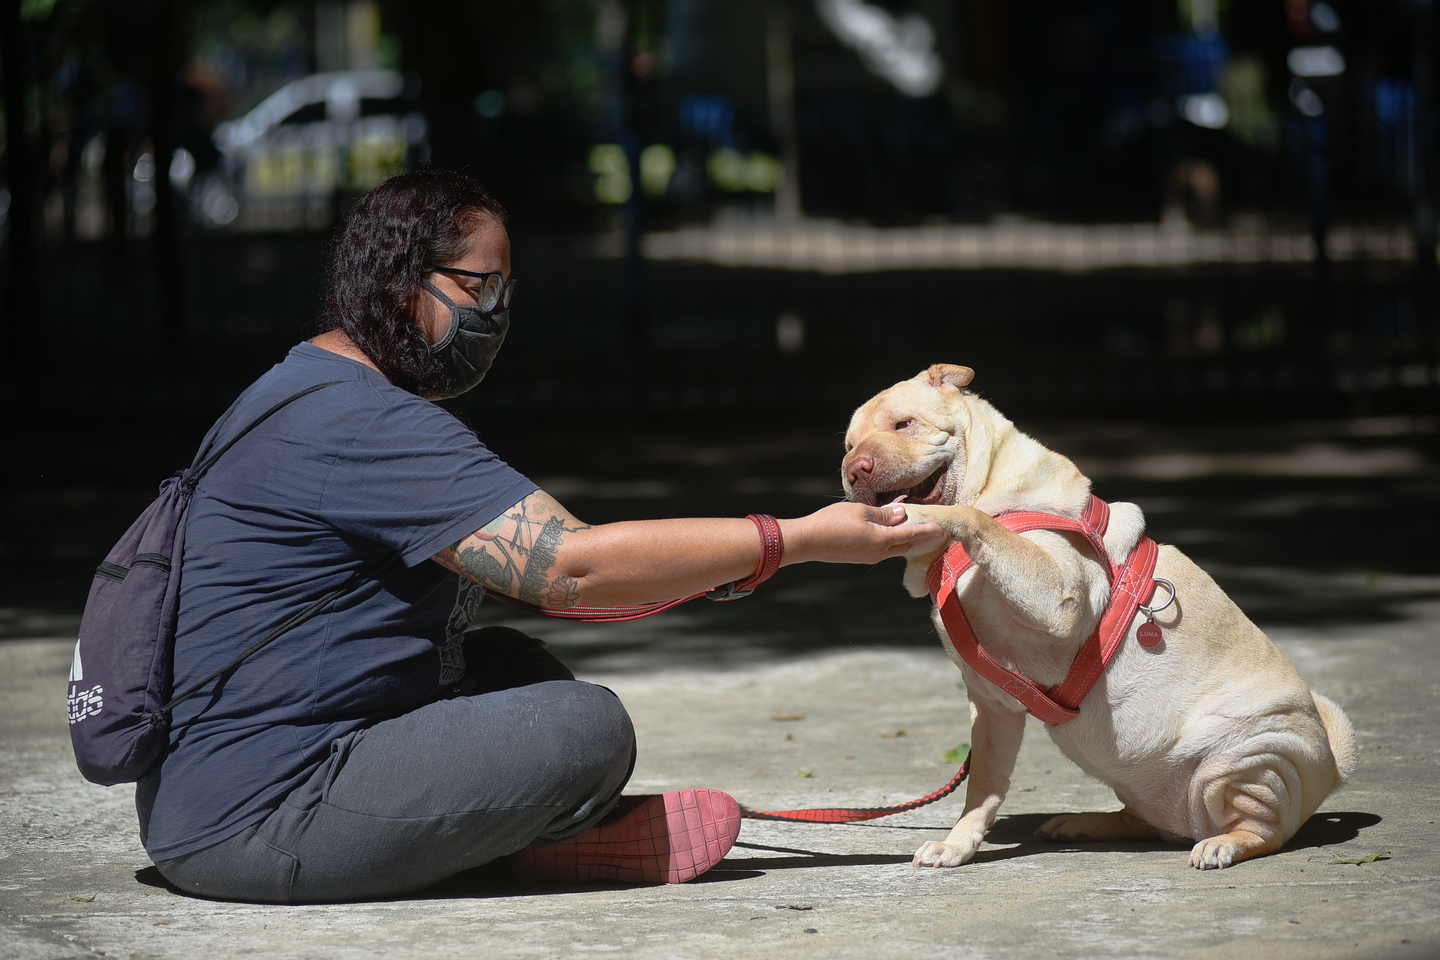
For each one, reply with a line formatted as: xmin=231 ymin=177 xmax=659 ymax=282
xmin=707 ymin=514 xmax=784 ymax=601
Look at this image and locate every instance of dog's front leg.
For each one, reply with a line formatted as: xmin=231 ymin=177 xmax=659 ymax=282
xmin=913 ymin=695 xmax=1026 ymax=868
xmin=904 ymin=504 xmax=1091 ymax=637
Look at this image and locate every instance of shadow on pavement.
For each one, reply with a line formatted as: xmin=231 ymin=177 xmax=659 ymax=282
xmin=132 ymin=807 xmax=1388 ymax=903
xmin=1288 ymin=811 xmax=1386 ymax=850
xmin=717 ymin=809 xmax=1387 ymax=872
xmin=4 ymin=423 xmax=1436 ymax=674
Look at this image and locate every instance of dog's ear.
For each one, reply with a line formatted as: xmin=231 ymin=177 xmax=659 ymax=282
xmin=922 ymin=364 xmax=975 ymax=391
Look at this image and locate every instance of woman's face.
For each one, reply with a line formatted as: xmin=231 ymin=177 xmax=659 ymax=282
xmin=417 ymin=214 xmax=512 ymax=345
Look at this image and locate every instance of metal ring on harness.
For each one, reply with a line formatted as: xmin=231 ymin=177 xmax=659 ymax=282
xmin=1138 ymin=578 xmax=1176 ymax=618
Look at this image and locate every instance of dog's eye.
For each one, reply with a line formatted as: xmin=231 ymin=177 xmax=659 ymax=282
xmin=894 ymin=419 xmax=913 ymax=431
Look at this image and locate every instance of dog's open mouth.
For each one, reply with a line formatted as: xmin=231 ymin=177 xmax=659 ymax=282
xmin=875 ymin=464 xmax=948 ymax=506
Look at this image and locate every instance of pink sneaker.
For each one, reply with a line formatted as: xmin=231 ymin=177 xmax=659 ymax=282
xmin=509 ymin=789 xmax=742 ymax=885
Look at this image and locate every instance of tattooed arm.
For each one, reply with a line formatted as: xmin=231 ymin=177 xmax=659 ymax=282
xmin=434 ymin=490 xmax=945 ymax=609
xmin=432 ymin=491 xmax=592 ymax=607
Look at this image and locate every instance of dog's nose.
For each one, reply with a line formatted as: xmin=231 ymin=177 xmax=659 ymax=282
xmin=846 ymin=454 xmax=874 ymax=486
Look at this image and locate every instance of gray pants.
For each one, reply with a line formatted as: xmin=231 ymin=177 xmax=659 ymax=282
xmin=154 ymin=628 xmax=636 ymax=903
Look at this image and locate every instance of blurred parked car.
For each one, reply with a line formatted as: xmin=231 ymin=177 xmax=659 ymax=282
xmin=200 ymin=69 xmax=428 ymax=230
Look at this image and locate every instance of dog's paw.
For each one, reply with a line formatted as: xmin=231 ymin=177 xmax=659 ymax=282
xmin=900 ymin=503 xmax=938 ymax=523
xmin=1036 ymin=810 xmax=1159 ymax=842
xmin=900 ymin=503 xmax=974 ymax=532
xmin=1189 ymin=836 xmax=1239 ymax=869
xmin=1189 ymin=827 xmax=1284 ymax=869
xmin=1036 ymin=813 xmax=1095 ymax=840
xmin=912 ymin=838 xmax=979 ymax=868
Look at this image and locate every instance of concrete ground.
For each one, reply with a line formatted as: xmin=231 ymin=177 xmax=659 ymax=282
xmin=2 ymin=417 xmax=1437 ymax=959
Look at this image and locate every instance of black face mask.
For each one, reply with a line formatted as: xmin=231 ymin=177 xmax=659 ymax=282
xmin=420 ymin=279 xmax=510 ymax=399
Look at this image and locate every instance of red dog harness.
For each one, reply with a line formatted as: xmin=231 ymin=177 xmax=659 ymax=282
xmin=925 ymin=495 xmax=1161 ymax=726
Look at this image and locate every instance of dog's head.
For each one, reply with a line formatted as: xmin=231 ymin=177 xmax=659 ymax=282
xmin=841 ymin=364 xmax=977 ymax=507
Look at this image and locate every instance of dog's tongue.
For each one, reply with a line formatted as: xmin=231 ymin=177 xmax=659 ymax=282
xmin=889 ymin=494 xmax=909 ymax=504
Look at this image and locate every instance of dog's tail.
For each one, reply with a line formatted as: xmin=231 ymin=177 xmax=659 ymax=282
xmin=1312 ymin=691 xmax=1358 ymax=785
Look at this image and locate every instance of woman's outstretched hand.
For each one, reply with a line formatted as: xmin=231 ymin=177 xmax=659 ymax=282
xmin=780 ymin=501 xmax=945 ymax=567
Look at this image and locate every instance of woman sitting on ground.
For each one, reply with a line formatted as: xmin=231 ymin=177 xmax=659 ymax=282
xmin=137 ymin=168 xmax=941 ymax=904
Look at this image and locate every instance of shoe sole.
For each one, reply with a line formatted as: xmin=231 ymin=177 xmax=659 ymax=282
xmin=510 ymin=788 xmax=742 ymax=884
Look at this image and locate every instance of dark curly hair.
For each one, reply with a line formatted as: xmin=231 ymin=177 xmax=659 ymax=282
xmin=319 ymin=169 xmax=508 ymax=396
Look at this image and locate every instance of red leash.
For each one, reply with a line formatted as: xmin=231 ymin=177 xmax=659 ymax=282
xmin=486 ymin=499 xmax=1162 ymax=824
xmin=739 ymin=753 xmax=970 ymax=823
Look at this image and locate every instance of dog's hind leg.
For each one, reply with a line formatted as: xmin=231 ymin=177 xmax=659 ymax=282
xmin=1035 ymin=807 xmax=1162 ymax=843
xmin=913 ymin=696 xmax=1026 ymax=868
xmin=1187 ymin=752 xmax=1307 ymax=870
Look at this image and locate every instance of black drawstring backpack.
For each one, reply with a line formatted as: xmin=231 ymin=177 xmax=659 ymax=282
xmin=67 ymin=381 xmax=393 ymax=785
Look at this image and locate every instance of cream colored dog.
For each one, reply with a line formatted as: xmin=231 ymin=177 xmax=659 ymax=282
xmin=842 ymin=364 xmax=1357 ymax=870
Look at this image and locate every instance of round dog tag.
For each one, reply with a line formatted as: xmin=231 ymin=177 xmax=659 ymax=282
xmin=1137 ymin=621 xmax=1163 ymax=648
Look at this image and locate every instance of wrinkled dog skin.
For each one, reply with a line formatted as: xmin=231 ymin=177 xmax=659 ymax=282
xmin=842 ymin=364 xmax=1357 ymax=870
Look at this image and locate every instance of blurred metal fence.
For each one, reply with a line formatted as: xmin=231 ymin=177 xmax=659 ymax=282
xmin=5 ymin=216 xmax=1436 ymax=429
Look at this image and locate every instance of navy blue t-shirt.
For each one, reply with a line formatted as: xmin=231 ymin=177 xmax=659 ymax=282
xmin=136 ymin=343 xmax=537 ymax=860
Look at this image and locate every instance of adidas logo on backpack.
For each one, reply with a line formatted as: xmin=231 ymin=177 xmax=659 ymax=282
xmin=66 ymin=644 xmax=104 ymax=725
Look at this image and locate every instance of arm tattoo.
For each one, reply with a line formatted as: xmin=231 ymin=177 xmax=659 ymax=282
xmin=519 ymin=515 xmax=568 ymax=603
xmin=438 ymin=497 xmax=589 ymax=607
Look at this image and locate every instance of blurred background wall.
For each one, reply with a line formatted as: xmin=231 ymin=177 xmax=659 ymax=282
xmin=1 ymin=0 xmax=1437 ymax=479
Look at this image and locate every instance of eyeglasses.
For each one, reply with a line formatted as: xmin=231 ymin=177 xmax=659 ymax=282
xmin=430 ymin=266 xmax=516 ymax=313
